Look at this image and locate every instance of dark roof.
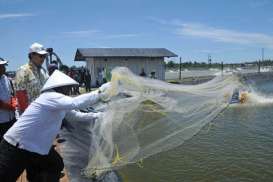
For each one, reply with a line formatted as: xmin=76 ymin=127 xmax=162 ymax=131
xmin=74 ymin=48 xmax=177 ymax=61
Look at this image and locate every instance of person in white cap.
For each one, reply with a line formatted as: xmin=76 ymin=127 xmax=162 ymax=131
xmin=0 ymin=70 xmax=113 ymax=181
xmin=14 ymin=42 xmax=51 ymax=181
xmin=15 ymin=42 xmax=49 ymax=114
xmin=0 ymin=58 xmax=16 ymax=139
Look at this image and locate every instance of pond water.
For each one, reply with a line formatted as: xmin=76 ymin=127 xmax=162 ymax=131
xmin=118 ymin=80 xmax=273 ymax=182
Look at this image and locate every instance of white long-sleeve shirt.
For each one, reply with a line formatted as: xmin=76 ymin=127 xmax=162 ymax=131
xmin=65 ymin=110 xmax=102 ymax=122
xmin=4 ymin=90 xmax=100 ymax=155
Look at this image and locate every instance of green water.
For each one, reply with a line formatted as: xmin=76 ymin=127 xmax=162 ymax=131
xmin=118 ymin=103 xmax=273 ymax=182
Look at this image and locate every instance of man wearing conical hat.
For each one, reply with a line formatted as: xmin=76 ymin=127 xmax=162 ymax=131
xmin=0 ymin=70 xmax=114 ymax=181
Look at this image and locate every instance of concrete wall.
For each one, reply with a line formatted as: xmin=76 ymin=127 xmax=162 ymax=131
xmin=85 ymin=57 xmax=165 ymax=87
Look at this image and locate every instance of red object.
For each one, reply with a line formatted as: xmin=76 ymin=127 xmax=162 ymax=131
xmin=11 ymin=97 xmax=17 ymax=108
xmin=16 ymin=90 xmax=29 ymax=111
xmin=0 ymin=100 xmax=15 ymax=111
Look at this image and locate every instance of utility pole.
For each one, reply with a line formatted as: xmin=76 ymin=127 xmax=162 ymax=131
xmin=179 ymin=57 xmax=182 ymax=80
xmin=258 ymin=48 xmax=264 ymax=73
xmin=221 ymin=61 xmax=224 ymax=76
xmin=262 ymin=48 xmax=264 ymax=64
xmin=258 ymin=60 xmax=260 ymax=73
xmin=208 ymin=54 xmax=212 ymax=68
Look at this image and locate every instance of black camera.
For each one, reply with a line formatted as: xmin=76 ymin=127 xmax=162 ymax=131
xmin=46 ymin=48 xmax=53 ymax=53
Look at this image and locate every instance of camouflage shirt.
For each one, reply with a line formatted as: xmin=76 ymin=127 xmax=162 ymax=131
xmin=15 ymin=62 xmax=49 ymax=104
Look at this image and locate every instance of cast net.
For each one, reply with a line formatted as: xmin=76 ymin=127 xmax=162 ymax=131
xmin=83 ymin=67 xmax=242 ymax=177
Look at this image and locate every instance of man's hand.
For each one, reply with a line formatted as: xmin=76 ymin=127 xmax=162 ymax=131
xmin=99 ymin=82 xmax=112 ymax=102
xmin=0 ymin=100 xmax=16 ymax=111
xmin=11 ymin=97 xmax=17 ymax=108
xmin=93 ymin=112 xmax=104 ymax=120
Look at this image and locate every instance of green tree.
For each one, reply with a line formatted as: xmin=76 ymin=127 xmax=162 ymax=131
xmin=167 ymin=60 xmax=176 ymax=68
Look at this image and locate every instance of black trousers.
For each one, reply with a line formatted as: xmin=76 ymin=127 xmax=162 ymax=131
xmin=0 ymin=139 xmax=64 ymax=182
xmin=0 ymin=118 xmax=16 ymax=139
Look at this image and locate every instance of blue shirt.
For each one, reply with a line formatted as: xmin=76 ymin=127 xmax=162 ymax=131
xmin=0 ymin=75 xmax=15 ymax=123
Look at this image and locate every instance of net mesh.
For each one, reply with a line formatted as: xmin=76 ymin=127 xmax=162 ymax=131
xmin=83 ymin=67 xmax=242 ymax=177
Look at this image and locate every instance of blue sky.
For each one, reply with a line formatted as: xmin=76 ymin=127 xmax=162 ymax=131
xmin=1 ymin=0 xmax=273 ymax=70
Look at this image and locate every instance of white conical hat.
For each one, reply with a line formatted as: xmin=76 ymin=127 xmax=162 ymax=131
xmin=41 ymin=70 xmax=79 ymax=92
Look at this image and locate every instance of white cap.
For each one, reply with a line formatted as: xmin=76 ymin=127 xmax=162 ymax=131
xmin=41 ymin=70 xmax=79 ymax=92
xmin=29 ymin=42 xmax=48 ymax=55
xmin=0 ymin=58 xmax=8 ymax=65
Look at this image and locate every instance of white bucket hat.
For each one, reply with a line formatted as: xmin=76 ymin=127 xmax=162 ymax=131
xmin=29 ymin=42 xmax=48 ymax=55
xmin=41 ymin=70 xmax=79 ymax=92
xmin=0 ymin=58 xmax=8 ymax=65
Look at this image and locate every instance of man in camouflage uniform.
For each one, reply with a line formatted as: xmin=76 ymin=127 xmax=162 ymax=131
xmin=15 ymin=42 xmax=48 ymax=113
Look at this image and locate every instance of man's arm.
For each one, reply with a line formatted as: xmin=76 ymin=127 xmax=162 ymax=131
xmin=65 ymin=110 xmax=102 ymax=122
xmin=46 ymin=91 xmax=101 ymax=111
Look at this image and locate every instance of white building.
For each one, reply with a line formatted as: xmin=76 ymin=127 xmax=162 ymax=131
xmin=74 ymin=48 xmax=177 ymax=86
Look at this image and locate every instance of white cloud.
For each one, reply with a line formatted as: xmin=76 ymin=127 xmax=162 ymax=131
xmin=98 ymin=46 xmax=112 ymax=48
xmin=146 ymin=16 xmax=182 ymax=26
xmin=62 ymin=30 xmax=139 ymax=40
xmin=0 ymin=13 xmax=34 ymax=19
xmin=195 ymin=47 xmax=247 ymax=54
xmin=62 ymin=30 xmax=100 ymax=37
xmin=175 ymin=23 xmax=273 ymax=48
xmin=147 ymin=16 xmax=183 ymax=26
xmin=148 ymin=17 xmax=273 ymax=48
xmin=196 ymin=49 xmax=214 ymax=54
xmin=146 ymin=16 xmax=169 ymax=25
xmin=104 ymin=34 xmax=138 ymax=39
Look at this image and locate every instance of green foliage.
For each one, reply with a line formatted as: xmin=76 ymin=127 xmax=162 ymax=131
xmin=166 ymin=60 xmax=175 ymax=68
xmin=165 ymin=60 xmax=222 ymax=69
xmin=165 ymin=59 xmax=273 ymax=69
